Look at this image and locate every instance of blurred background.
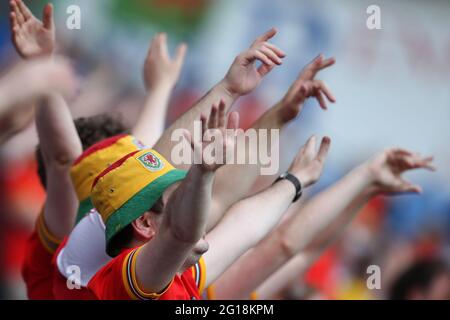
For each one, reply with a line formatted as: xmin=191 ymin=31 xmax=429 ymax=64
xmin=0 ymin=0 xmax=449 ymax=299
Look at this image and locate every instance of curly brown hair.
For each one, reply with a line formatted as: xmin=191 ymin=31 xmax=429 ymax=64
xmin=36 ymin=114 xmax=129 ymax=188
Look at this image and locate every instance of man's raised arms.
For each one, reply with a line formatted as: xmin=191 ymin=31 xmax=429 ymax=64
xmin=9 ymin=0 xmax=82 ymax=238
xmin=212 ymin=149 xmax=435 ymax=299
xmin=207 ymin=54 xmax=336 ymax=231
xmin=203 ymin=135 xmax=331 ymax=286
xmin=132 ymin=33 xmax=187 ymax=147
xmin=153 ymin=28 xmax=285 ymax=162
xmin=135 ymin=100 xmax=239 ymax=293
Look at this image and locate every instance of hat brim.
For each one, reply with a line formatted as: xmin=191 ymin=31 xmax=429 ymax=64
xmin=105 ymin=169 xmax=187 ymax=257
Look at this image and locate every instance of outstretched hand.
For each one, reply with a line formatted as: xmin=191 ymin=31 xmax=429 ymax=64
xmin=367 ymin=149 xmax=435 ymax=194
xmin=280 ymin=54 xmax=336 ymax=121
xmin=143 ymin=33 xmax=187 ymax=92
xmin=183 ymin=100 xmax=240 ymax=172
xmin=9 ymin=0 xmax=55 ymax=59
xmin=222 ymin=28 xmax=286 ymax=97
xmin=288 ymin=135 xmax=331 ymax=188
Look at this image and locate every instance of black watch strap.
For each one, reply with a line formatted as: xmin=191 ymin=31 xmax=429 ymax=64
xmin=274 ymin=172 xmax=303 ymax=202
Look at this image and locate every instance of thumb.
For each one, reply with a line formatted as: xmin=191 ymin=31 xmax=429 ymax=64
xmin=174 ymin=43 xmax=187 ymax=67
xmin=43 ymin=3 xmax=54 ymax=30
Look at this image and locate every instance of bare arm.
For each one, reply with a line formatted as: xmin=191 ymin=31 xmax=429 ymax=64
xmin=203 ymin=136 xmax=331 ymax=287
xmin=9 ymin=0 xmax=82 ymax=238
xmin=135 ymin=101 xmax=234 ymax=292
xmin=208 ymin=55 xmax=336 ymax=231
xmin=212 ymin=149 xmax=435 ymax=299
xmin=132 ymin=33 xmax=187 ymax=147
xmin=153 ymin=28 xmax=285 ymax=163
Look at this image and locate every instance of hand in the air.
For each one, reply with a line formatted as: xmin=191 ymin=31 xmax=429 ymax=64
xmin=9 ymin=0 xmax=55 ymax=59
xmin=143 ymin=33 xmax=187 ymax=92
xmin=280 ymin=54 xmax=336 ymax=121
xmin=184 ymin=100 xmax=240 ymax=172
xmin=367 ymin=149 xmax=436 ymax=194
xmin=222 ymin=28 xmax=286 ymax=97
xmin=288 ymin=135 xmax=331 ymax=188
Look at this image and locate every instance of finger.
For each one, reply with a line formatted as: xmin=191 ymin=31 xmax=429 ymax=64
xmin=182 ymin=130 xmax=195 ymax=150
xmin=10 ymin=12 xmax=19 ymax=31
xmin=263 ymin=42 xmax=286 ymax=58
xmin=304 ymin=135 xmax=317 ymax=154
xmin=174 ymin=43 xmax=187 ymax=67
xmin=398 ymin=179 xmax=422 ymax=194
xmin=317 ymin=136 xmax=331 ymax=162
xmin=227 ymin=111 xmax=240 ymax=130
xmin=315 ymin=90 xmax=328 ymax=110
xmin=159 ymin=33 xmax=169 ymax=58
xmin=148 ymin=35 xmax=157 ymax=56
xmin=258 ymin=46 xmax=283 ymax=65
xmin=301 ymin=54 xmax=324 ymax=80
xmin=200 ymin=114 xmax=208 ymax=136
xmin=16 ymin=0 xmax=33 ymax=20
xmin=253 ymin=27 xmax=277 ymax=45
xmin=208 ymin=105 xmax=218 ymax=129
xmin=257 ymin=63 xmax=275 ymax=77
xmin=320 ymin=57 xmax=336 ymax=70
xmin=42 ymin=3 xmax=54 ymax=30
xmin=11 ymin=1 xmax=25 ymax=26
xmin=314 ymin=80 xmax=336 ymax=103
xmin=248 ymin=49 xmax=273 ymax=67
xmin=217 ymin=100 xmax=226 ymax=128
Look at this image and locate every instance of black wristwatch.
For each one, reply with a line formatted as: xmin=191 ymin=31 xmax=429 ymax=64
xmin=274 ymin=172 xmax=303 ymax=202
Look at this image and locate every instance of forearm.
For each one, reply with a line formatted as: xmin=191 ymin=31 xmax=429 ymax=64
xmin=212 ymin=166 xmax=374 ymax=299
xmin=132 ymin=84 xmax=173 ymax=147
xmin=203 ymin=179 xmax=295 ymax=286
xmin=207 ymin=102 xmax=286 ymax=230
xmin=279 ymin=165 xmax=373 ymax=255
xmin=36 ymin=93 xmax=82 ymax=166
xmin=255 ymin=192 xmax=372 ymax=300
xmin=165 ymin=165 xmax=214 ymax=243
xmin=136 ymin=165 xmax=215 ymax=292
xmin=153 ymin=81 xmax=238 ymax=165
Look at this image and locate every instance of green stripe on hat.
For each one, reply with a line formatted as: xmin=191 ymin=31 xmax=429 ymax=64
xmin=105 ymin=169 xmax=187 ymax=257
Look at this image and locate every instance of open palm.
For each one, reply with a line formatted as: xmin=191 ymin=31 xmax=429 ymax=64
xmin=10 ymin=1 xmax=55 ymax=59
xmin=370 ymin=149 xmax=435 ymax=194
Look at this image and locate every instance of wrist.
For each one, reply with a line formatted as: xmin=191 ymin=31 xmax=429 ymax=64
xmin=355 ymin=164 xmax=380 ymax=197
xmin=216 ymin=79 xmax=241 ymax=101
xmin=146 ymin=81 xmax=174 ymax=94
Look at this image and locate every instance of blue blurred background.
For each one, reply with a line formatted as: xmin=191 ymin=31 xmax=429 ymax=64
xmin=0 ymin=0 xmax=449 ymax=299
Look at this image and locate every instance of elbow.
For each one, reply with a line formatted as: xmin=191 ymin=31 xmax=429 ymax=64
xmin=276 ymin=227 xmax=297 ymax=261
xmin=168 ymin=224 xmax=203 ymax=246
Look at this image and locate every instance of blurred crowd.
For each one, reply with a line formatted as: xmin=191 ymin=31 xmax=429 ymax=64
xmin=0 ymin=0 xmax=449 ymax=300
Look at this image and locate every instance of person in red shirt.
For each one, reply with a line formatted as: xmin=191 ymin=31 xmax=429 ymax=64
xmin=9 ymin=0 xmax=185 ymax=299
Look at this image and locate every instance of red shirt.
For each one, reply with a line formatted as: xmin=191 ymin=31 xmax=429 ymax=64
xmin=21 ymin=213 xmax=61 ymax=300
xmin=88 ymin=247 xmax=206 ymax=300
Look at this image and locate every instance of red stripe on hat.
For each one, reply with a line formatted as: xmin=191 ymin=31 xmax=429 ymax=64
xmin=91 ymin=150 xmax=141 ymax=190
xmin=73 ymin=134 xmax=129 ymax=165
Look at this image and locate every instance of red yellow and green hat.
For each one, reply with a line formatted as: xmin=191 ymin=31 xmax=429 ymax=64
xmin=91 ymin=148 xmax=187 ymax=257
xmin=70 ymin=134 xmax=146 ymax=224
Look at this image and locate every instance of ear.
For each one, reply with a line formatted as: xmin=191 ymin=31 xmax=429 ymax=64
xmin=131 ymin=212 xmax=156 ymax=241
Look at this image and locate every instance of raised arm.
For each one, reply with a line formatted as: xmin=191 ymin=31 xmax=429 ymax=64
xmin=132 ymin=33 xmax=187 ymax=147
xmin=135 ymin=100 xmax=238 ymax=293
xmin=213 ymin=149 xmax=435 ymax=299
xmin=153 ymin=28 xmax=285 ymax=162
xmin=208 ymin=54 xmax=336 ymax=231
xmin=203 ymin=136 xmax=331 ymax=287
xmin=10 ymin=0 xmax=82 ymax=238
xmin=0 ymin=57 xmax=75 ymax=144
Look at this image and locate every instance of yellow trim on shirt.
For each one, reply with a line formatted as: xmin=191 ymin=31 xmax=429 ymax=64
xmin=36 ymin=212 xmax=62 ymax=254
xmin=122 ymin=247 xmax=173 ymax=300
